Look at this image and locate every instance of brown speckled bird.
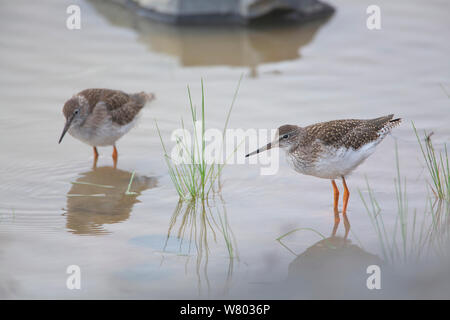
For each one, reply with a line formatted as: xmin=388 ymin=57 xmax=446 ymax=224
xmin=246 ymin=115 xmax=401 ymax=228
xmin=59 ymin=88 xmax=155 ymax=168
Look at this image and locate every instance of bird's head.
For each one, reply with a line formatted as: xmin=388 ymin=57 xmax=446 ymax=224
xmin=246 ymin=124 xmax=300 ymax=157
xmin=58 ymin=96 xmax=88 ymax=144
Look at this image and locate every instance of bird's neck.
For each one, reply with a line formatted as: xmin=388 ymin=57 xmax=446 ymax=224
xmin=289 ymin=128 xmax=304 ymax=152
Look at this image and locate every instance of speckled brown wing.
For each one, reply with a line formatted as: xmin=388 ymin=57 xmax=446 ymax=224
xmin=81 ymin=89 xmax=147 ymax=126
xmin=80 ymin=88 xmax=127 ymax=111
xmin=107 ymin=92 xmax=148 ymax=125
xmin=340 ymin=115 xmax=395 ymax=149
xmin=304 ymin=115 xmax=395 ymax=150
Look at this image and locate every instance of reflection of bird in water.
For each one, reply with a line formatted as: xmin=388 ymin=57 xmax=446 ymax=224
xmin=287 ymin=235 xmax=382 ymax=299
xmin=64 ymin=166 xmax=157 ymax=235
xmin=87 ymin=0 xmax=331 ymax=75
xmin=247 ymin=115 xmax=401 ymax=223
xmin=332 ymin=209 xmax=350 ymax=238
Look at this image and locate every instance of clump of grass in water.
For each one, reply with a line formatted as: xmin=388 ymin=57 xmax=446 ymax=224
xmin=360 ymin=142 xmax=412 ymax=264
xmin=359 ymin=131 xmax=450 ymax=264
xmin=413 ymin=122 xmax=449 ymax=202
xmin=156 ymin=78 xmax=242 ymax=201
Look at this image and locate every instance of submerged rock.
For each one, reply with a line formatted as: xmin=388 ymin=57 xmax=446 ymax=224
xmin=107 ymin=0 xmax=335 ymax=24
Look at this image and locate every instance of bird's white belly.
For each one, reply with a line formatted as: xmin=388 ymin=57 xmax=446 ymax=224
xmin=69 ymin=117 xmax=138 ymax=147
xmin=287 ymin=141 xmax=378 ymax=179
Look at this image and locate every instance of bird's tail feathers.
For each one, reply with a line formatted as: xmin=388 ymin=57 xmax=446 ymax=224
xmin=133 ymin=92 xmax=156 ymax=105
xmin=142 ymin=92 xmax=156 ymax=102
xmin=388 ymin=117 xmax=402 ymax=128
xmin=378 ymin=116 xmax=402 ymax=137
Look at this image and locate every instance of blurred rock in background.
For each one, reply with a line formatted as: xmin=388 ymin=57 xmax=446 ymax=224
xmin=106 ymin=0 xmax=335 ymax=24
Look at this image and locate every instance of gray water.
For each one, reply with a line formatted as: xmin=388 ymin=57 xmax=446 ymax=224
xmin=0 ymin=0 xmax=449 ymax=299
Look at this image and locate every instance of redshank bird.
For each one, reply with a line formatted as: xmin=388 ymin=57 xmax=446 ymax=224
xmin=58 ymin=88 xmax=155 ymax=168
xmin=246 ymin=115 xmax=401 ymax=227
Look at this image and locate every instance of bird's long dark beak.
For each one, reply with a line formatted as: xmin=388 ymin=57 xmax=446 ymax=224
xmin=246 ymin=142 xmax=273 ymax=158
xmin=58 ymin=117 xmax=73 ymax=144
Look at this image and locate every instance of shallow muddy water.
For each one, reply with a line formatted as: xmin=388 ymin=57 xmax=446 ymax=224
xmin=0 ymin=0 xmax=449 ymax=299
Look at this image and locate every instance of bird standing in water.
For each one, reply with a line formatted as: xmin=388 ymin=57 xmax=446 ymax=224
xmin=59 ymin=88 xmax=155 ymax=168
xmin=246 ymin=115 xmax=401 ymax=232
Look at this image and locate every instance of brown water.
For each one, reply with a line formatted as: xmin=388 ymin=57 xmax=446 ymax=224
xmin=0 ymin=0 xmax=449 ymax=299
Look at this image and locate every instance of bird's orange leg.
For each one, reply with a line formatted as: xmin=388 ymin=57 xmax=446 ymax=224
xmin=342 ymin=176 xmax=350 ymax=216
xmin=331 ymin=179 xmax=340 ymax=214
xmin=331 ymin=179 xmax=340 ymax=236
xmin=93 ymin=147 xmax=99 ymax=169
xmin=112 ymin=145 xmax=118 ymax=169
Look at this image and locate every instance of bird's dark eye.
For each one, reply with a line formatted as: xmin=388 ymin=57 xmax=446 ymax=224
xmin=74 ymin=109 xmax=79 ymax=115
xmin=282 ymin=134 xmax=289 ymax=139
